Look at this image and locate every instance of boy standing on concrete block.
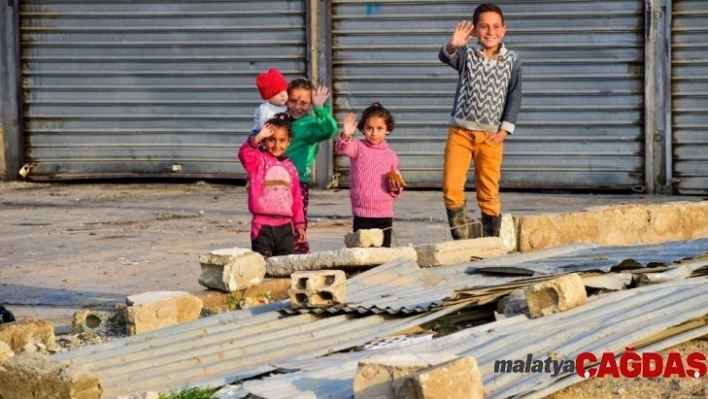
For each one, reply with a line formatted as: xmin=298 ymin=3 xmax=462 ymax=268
xmin=438 ymin=3 xmax=522 ymax=239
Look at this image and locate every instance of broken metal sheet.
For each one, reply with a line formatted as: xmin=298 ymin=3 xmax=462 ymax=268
xmin=284 ymin=240 xmax=708 ymax=316
xmin=50 ymin=298 xmax=465 ymax=398
xmin=638 ymin=259 xmax=708 ymax=285
xmin=240 ymin=277 xmax=708 ymax=399
xmin=282 ymin=259 xmax=548 ymax=315
xmin=468 ymin=238 xmax=708 ymax=276
xmin=581 ymin=273 xmax=633 ymax=291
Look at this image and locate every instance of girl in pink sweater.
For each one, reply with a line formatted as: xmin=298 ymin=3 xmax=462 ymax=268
xmin=238 ymin=113 xmax=306 ymax=258
xmin=335 ymin=103 xmax=406 ymax=247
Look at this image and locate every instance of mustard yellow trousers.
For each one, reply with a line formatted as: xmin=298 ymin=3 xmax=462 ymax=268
xmin=442 ymin=125 xmax=504 ymax=216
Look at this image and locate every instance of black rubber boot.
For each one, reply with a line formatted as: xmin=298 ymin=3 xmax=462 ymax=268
xmin=481 ymin=213 xmax=502 ymax=237
xmin=446 ymin=205 xmax=470 ymax=240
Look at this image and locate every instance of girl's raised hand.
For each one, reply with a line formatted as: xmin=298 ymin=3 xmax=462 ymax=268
xmin=450 ymin=20 xmax=474 ymax=49
xmin=312 ymin=86 xmax=330 ymax=107
xmin=255 ymin=123 xmax=274 ymax=142
xmin=342 ymin=112 xmax=357 ymax=139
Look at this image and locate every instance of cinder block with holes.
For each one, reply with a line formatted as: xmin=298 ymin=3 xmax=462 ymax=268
xmin=289 ymin=270 xmax=346 ymax=308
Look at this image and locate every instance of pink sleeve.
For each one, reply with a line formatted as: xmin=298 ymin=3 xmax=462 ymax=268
xmin=335 ymin=133 xmax=359 ymax=159
xmin=290 ymin=167 xmax=306 ymax=229
xmin=238 ymin=138 xmax=261 ymax=174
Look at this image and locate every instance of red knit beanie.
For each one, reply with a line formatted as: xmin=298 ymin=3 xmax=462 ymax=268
xmin=256 ymin=68 xmax=288 ymax=101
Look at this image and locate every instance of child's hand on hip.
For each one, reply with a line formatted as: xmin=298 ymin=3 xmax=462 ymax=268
xmin=313 ymin=86 xmax=330 ymax=107
xmin=296 ymin=228 xmax=307 ymax=244
xmin=341 ymin=112 xmax=357 ymax=139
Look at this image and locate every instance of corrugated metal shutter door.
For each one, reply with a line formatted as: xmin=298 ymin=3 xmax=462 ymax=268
xmin=672 ymin=0 xmax=708 ymax=194
xmin=332 ymin=0 xmax=645 ymax=189
xmin=20 ymin=0 xmax=306 ymax=180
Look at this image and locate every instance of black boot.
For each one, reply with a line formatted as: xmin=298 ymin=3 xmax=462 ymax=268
xmin=446 ymin=205 xmax=469 ymax=240
xmin=481 ymin=213 xmax=502 ymax=237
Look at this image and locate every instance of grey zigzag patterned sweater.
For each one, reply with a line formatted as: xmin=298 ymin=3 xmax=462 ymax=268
xmin=439 ymin=43 xmax=522 ymax=134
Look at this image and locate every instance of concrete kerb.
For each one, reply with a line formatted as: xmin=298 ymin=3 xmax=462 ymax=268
xmin=513 ymin=201 xmax=708 ymax=253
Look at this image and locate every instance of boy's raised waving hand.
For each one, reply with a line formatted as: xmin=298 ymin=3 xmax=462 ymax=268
xmin=446 ymin=21 xmax=474 ymax=53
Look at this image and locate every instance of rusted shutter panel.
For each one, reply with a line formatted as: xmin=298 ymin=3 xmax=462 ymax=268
xmin=672 ymin=0 xmax=708 ymax=194
xmin=20 ymin=0 xmax=306 ymax=180
xmin=332 ymin=0 xmax=645 ymax=189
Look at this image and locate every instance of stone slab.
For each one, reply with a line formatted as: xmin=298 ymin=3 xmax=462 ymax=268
xmin=265 ymin=247 xmax=418 ymax=277
xmin=415 ymin=237 xmax=507 ymax=267
xmin=353 ymin=352 xmax=458 ymax=399
xmin=399 ymin=356 xmax=484 ymax=399
xmin=199 ymin=248 xmax=266 ymax=292
xmin=0 ymin=353 xmax=102 ymax=399
xmin=125 ymin=291 xmax=202 ymax=335
xmin=0 ymin=317 xmax=57 ymax=353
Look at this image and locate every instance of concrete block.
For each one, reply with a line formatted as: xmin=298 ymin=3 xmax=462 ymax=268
xmin=125 ymin=291 xmax=202 ymax=335
xmin=500 ymin=214 xmax=517 ymax=252
xmin=0 ymin=317 xmax=56 ymax=353
xmin=265 ymin=247 xmax=418 ymax=277
xmin=353 ymin=352 xmax=458 ymax=399
xmin=0 ymin=353 xmax=102 ymax=399
xmin=72 ymin=307 xmax=126 ymax=334
xmin=525 ymin=273 xmax=587 ymax=318
xmin=0 ymin=340 xmax=14 ymax=362
xmin=289 ymin=270 xmax=346 ymax=308
xmin=198 ymin=248 xmax=266 ymax=292
xmin=415 ymin=237 xmax=506 ymax=267
xmin=345 ymin=229 xmax=384 ymax=248
xmin=398 ymin=356 xmax=484 ymax=399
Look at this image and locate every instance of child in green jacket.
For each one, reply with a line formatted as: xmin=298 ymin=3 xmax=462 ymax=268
xmin=284 ymin=78 xmax=338 ymax=254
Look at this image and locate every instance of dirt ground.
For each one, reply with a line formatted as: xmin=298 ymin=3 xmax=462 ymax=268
xmin=1 ymin=181 xmax=706 ymax=398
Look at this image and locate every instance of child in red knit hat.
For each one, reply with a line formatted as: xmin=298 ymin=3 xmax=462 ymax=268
xmin=252 ymin=68 xmax=289 ymax=132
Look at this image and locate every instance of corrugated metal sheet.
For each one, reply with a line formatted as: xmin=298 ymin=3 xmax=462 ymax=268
xmin=241 ymin=276 xmax=708 ymax=399
xmin=50 ymin=299 xmax=464 ymax=398
xmin=284 ymin=239 xmax=708 ymax=315
xmin=332 ymin=0 xmax=645 ymax=189
xmin=469 ymin=238 xmax=708 ymax=276
xmin=672 ymin=0 xmax=708 ymax=194
xmin=19 ymin=0 xmax=306 ymax=180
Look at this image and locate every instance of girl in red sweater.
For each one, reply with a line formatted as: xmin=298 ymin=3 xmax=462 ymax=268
xmin=335 ymin=103 xmax=406 ymax=247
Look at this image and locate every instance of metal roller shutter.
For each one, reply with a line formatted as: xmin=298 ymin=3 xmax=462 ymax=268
xmin=672 ymin=0 xmax=708 ymax=194
xmin=332 ymin=0 xmax=645 ymax=190
xmin=20 ymin=0 xmax=306 ymax=180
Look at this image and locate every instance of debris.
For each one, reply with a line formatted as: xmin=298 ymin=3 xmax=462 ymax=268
xmin=525 ymin=273 xmax=587 ymax=318
xmin=289 ymin=270 xmax=346 ymax=308
xmin=399 ymin=356 xmax=484 ymax=399
xmin=125 ymin=291 xmax=202 ymax=335
xmin=199 ymin=248 xmax=266 ymax=292
xmin=265 ymin=247 xmax=418 ymax=277
xmin=345 ymin=229 xmax=384 ymax=248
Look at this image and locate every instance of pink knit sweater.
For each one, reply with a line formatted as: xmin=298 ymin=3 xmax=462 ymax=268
xmin=335 ymin=134 xmax=401 ymax=218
